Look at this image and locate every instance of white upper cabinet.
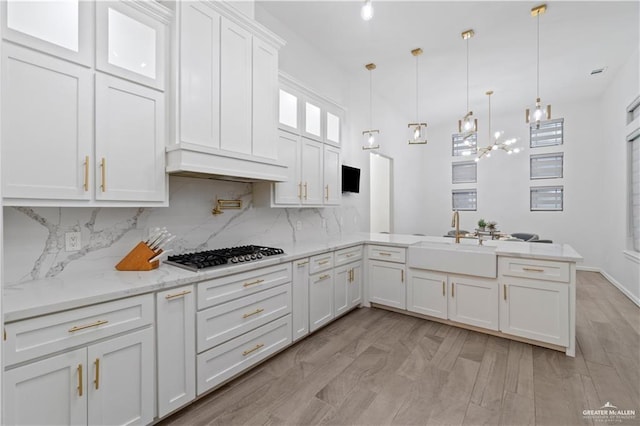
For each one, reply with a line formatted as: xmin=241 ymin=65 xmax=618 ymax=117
xmin=278 ymin=89 xmax=298 ymax=132
xmin=252 ymin=37 xmax=278 ymax=160
xmin=96 ymin=1 xmax=167 ymax=90
xmin=301 ymin=138 xmax=324 ymax=205
xmin=1 ymin=43 xmax=93 ymax=201
xmin=303 ymin=101 xmax=322 ymax=141
xmin=323 ymin=145 xmax=341 ymax=205
xmin=1 ymin=0 xmax=93 ymax=66
xmin=274 ymin=130 xmax=301 ymax=205
xmin=325 ymin=111 xmax=341 ymax=146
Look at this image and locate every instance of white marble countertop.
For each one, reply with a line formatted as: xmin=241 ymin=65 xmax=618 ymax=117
xmin=3 ymin=232 xmax=581 ymax=322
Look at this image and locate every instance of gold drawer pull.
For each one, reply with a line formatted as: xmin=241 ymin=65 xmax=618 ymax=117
xmin=69 ymin=320 xmax=108 ymax=333
xmin=523 ymin=267 xmax=544 ymax=273
xmin=346 ymin=253 xmax=355 ymax=258
xmin=401 ymin=269 xmax=404 ymax=282
xmin=379 ymin=252 xmax=392 ymax=256
xmin=77 ymin=364 xmax=83 ymax=397
xmin=94 ymin=358 xmax=100 ymax=390
xmin=243 ymin=308 xmax=264 ymax=319
xmin=165 ymin=290 xmax=192 ymax=300
xmin=451 ymin=282 xmax=455 ymax=298
xmin=442 ymin=281 xmax=445 ymax=296
xmin=504 ymin=284 xmax=507 ymax=301
xmin=325 ymin=185 xmax=329 ymax=201
xmin=318 ymin=260 xmax=330 ymax=265
xmin=297 ymin=261 xmax=309 ymax=267
xmin=318 ymin=274 xmax=330 ymax=281
xmin=298 ymin=182 xmax=303 ymax=200
xmin=100 ymin=157 xmax=106 ymax=192
xmin=304 ymin=182 xmax=308 ymax=200
xmin=243 ymin=279 xmax=265 ymax=287
xmin=242 ymin=343 xmax=264 ymax=356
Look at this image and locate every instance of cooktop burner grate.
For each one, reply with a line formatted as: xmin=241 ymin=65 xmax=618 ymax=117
xmin=164 ymin=245 xmax=285 ymax=272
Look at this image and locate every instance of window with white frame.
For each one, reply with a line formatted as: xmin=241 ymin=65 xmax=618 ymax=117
xmin=530 ymin=153 xmax=563 ymax=179
xmin=627 ymin=96 xmax=640 ymax=252
xmin=452 ymin=132 xmax=477 ymax=157
xmin=452 ymin=189 xmax=477 ymax=211
xmin=452 ymin=161 xmax=477 ymax=184
xmin=530 ymin=186 xmax=563 ymax=211
xmin=530 ymin=118 xmax=564 ymax=148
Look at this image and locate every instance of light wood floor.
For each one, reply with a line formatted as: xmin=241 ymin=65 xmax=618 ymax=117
xmin=160 ymin=272 xmax=640 ymax=426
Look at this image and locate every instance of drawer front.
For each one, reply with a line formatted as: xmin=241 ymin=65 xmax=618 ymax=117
xmin=334 ymin=245 xmax=363 ymax=267
xmin=198 ymin=263 xmax=292 ymax=310
xmin=499 ymin=257 xmax=570 ymax=283
xmin=367 ymin=245 xmax=406 ymax=263
xmin=196 ymin=314 xmax=292 ymax=395
xmin=4 ymin=294 xmax=154 ymax=366
xmin=197 ymin=283 xmax=291 ymax=353
xmin=309 ymin=252 xmax=334 ymax=274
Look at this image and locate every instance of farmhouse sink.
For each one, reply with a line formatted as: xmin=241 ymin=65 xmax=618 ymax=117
xmin=407 ymin=240 xmax=497 ymax=278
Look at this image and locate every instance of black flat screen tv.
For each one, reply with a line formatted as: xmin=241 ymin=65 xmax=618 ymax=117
xmin=342 ymin=165 xmax=360 ymax=193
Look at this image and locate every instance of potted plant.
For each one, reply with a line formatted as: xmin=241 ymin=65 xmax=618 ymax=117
xmin=477 ymin=219 xmax=487 ymax=231
xmin=487 ymin=221 xmax=498 ymax=231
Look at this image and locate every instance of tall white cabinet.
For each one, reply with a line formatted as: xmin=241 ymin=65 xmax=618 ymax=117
xmin=1 ymin=0 xmax=170 ymax=206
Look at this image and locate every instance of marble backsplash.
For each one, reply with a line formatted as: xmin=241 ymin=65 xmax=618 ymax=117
xmin=3 ymin=176 xmax=364 ymax=286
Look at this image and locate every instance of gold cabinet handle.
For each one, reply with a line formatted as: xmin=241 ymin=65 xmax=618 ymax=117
xmin=401 ymin=269 xmax=404 ymax=282
xmin=346 ymin=253 xmax=355 ymax=258
xmin=442 ymin=281 xmax=445 ymax=296
xmin=68 ymin=319 xmax=108 ymax=333
xmin=100 ymin=157 xmax=106 ymax=192
xmin=304 ymin=182 xmax=308 ymax=200
xmin=379 ymin=252 xmax=391 ymax=256
xmin=77 ymin=364 xmax=83 ymax=397
xmin=165 ymin=289 xmax=192 ymax=300
xmin=318 ymin=274 xmax=330 ymax=281
xmin=243 ymin=308 xmax=264 ymax=319
xmin=242 ymin=343 xmax=264 ymax=356
xmin=318 ymin=260 xmax=330 ymax=265
xmin=325 ymin=185 xmax=329 ymax=201
xmin=504 ymin=284 xmax=507 ymax=301
xmin=243 ymin=279 xmax=264 ymax=288
xmin=298 ymin=182 xmax=303 ymax=200
xmin=83 ymin=156 xmax=89 ymax=191
xmin=451 ymin=282 xmax=455 ymax=298
xmin=523 ymin=267 xmax=544 ymax=273
xmin=94 ymin=358 xmax=100 ymax=390
xmin=297 ymin=261 xmax=309 ymax=267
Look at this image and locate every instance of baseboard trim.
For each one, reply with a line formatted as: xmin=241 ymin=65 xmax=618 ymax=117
xmin=578 ymin=266 xmax=640 ymax=307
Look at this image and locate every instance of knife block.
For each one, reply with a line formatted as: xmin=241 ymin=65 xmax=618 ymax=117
xmin=116 ymin=241 xmax=162 ymax=271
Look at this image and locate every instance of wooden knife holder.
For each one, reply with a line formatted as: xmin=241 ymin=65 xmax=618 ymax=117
xmin=116 ymin=241 xmax=161 ymax=271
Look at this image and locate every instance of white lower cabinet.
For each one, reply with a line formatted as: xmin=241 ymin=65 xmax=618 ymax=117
xmin=334 ymin=261 xmax=362 ymax=317
xmin=407 ymin=269 xmax=447 ymax=319
xmin=500 ymin=278 xmax=569 ymax=346
xmin=448 ymin=275 xmax=499 ymax=331
xmin=348 ymin=262 xmax=363 ymax=308
xmin=309 ymin=270 xmax=334 ymax=332
xmin=156 ymin=285 xmax=196 ymax=418
xmin=196 ymin=315 xmax=292 ymax=395
xmin=369 ymin=259 xmax=406 ymax=310
xmin=292 ymin=258 xmax=310 ymax=341
xmin=4 ymin=328 xmax=154 ymax=426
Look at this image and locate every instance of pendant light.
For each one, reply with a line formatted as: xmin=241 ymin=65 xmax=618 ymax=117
xmin=458 ymin=29 xmax=477 ymax=137
xmin=362 ymin=63 xmax=380 ymax=150
xmin=361 ymin=0 xmax=374 ymax=21
xmin=408 ymin=48 xmax=427 ymax=145
xmin=476 ymin=90 xmax=520 ymax=162
xmin=526 ymin=4 xmax=551 ymax=128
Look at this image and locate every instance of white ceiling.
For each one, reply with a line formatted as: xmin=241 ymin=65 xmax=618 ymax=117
xmin=256 ymin=1 xmax=639 ymax=127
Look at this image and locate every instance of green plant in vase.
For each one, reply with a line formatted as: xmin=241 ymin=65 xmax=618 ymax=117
xmin=477 ymin=219 xmax=487 ymax=231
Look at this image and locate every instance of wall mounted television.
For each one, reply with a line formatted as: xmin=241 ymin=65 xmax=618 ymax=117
xmin=342 ymin=165 xmax=360 ymax=193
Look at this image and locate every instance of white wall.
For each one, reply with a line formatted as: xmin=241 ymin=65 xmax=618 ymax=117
xmin=370 ymin=153 xmax=391 ymax=233
xmin=600 ymin=48 xmax=640 ymax=305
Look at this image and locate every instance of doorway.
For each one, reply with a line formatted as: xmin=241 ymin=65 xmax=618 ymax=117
xmin=370 ymin=153 xmax=393 ymax=233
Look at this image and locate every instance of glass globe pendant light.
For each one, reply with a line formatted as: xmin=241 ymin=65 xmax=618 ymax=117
xmin=362 ymin=63 xmax=380 ymax=150
xmin=408 ymin=48 xmax=427 ymax=144
xmin=458 ymin=30 xmax=477 ymax=138
xmin=526 ymin=4 xmax=551 ymax=129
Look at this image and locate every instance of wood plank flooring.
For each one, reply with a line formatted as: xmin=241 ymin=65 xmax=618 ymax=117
xmin=159 ymin=272 xmax=639 ymax=425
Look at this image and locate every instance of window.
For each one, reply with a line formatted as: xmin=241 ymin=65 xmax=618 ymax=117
xmin=452 ymin=132 xmax=477 ymax=157
xmin=452 ymin=189 xmax=477 ymax=211
xmin=530 ymin=153 xmax=563 ymax=179
xmin=530 ymin=186 xmax=563 ymax=211
xmin=530 ymin=118 xmax=564 ymax=148
xmin=452 ymin=161 xmax=477 ymax=184
xmin=628 ymin=96 xmax=640 ymax=251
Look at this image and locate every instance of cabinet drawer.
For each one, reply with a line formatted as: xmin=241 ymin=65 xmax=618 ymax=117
xmin=309 ymin=252 xmax=334 ymax=274
xmin=334 ymin=245 xmax=363 ymax=267
xmin=197 ymin=283 xmax=291 ymax=353
xmin=4 ymin=294 xmax=154 ymax=367
xmin=499 ymin=257 xmax=570 ymax=283
xmin=196 ymin=314 xmax=292 ymax=395
xmin=198 ymin=263 xmax=292 ymax=310
xmin=367 ymin=245 xmax=406 ymax=263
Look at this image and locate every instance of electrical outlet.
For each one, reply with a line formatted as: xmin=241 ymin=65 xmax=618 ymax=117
xmin=65 ymin=231 xmax=81 ymax=252
xmin=296 ymin=221 xmax=302 ymax=231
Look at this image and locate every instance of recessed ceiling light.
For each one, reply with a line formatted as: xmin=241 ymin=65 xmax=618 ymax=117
xmin=590 ymin=67 xmax=607 ymax=75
